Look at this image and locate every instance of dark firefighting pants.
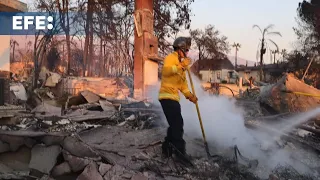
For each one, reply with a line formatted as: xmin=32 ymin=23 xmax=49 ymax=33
xmin=160 ymin=99 xmax=186 ymax=153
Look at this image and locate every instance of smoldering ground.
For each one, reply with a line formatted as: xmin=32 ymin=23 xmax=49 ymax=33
xmin=148 ymin=74 xmax=320 ymax=179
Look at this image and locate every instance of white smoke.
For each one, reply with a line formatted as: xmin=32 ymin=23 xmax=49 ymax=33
xmin=147 ymin=74 xmax=320 ymax=178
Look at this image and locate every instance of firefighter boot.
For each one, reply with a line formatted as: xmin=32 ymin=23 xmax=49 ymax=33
xmin=162 ymin=141 xmax=172 ymax=158
xmin=171 ymin=144 xmax=193 ymax=166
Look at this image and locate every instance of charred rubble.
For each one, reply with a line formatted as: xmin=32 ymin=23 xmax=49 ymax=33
xmin=0 ymin=70 xmax=319 ymax=180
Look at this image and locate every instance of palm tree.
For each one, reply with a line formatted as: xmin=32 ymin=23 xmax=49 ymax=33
xmin=280 ymin=49 xmax=287 ymax=62
xmin=253 ymin=24 xmax=282 ymax=81
xmin=232 ymin=42 xmax=241 ymax=68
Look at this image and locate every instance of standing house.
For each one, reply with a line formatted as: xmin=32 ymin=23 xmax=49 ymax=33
xmin=236 ymin=63 xmax=289 ymax=83
xmin=191 ymin=58 xmax=236 ymax=83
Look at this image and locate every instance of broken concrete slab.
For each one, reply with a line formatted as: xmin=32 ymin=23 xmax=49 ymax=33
xmin=79 ymin=126 xmax=165 ymax=165
xmin=98 ymin=163 xmax=112 ymax=176
xmin=99 ymin=100 xmax=117 ymax=112
xmin=81 ymin=90 xmax=101 ymax=103
xmin=65 ymin=111 xmax=115 ymax=122
xmin=32 ymin=102 xmax=62 ymax=116
xmin=77 ymin=162 xmax=103 ymax=180
xmin=52 ymin=162 xmax=72 ymax=177
xmin=0 ymin=135 xmax=25 ymax=151
xmin=103 ymin=164 xmax=125 ymax=180
xmin=63 ymin=152 xmax=91 ymax=172
xmin=29 ymin=144 xmax=61 ymax=174
xmin=0 ymin=146 xmax=31 ymax=171
xmin=62 ymin=136 xmax=98 ymax=158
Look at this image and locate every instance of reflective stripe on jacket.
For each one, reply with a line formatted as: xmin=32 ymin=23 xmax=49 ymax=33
xmin=158 ymin=52 xmax=191 ymax=102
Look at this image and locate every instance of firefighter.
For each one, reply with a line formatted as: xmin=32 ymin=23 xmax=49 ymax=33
xmin=158 ymin=37 xmax=198 ymax=163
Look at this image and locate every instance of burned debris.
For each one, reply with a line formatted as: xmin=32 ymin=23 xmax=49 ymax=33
xmin=0 ymin=66 xmax=169 ymax=179
xmin=0 ymin=70 xmax=319 ymax=180
xmin=1 ymin=0 xmax=320 ymax=179
xmin=2 ymin=40 xmax=320 ymax=180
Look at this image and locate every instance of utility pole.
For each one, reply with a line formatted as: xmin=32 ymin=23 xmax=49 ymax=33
xmin=271 ymin=50 xmax=279 ymax=64
xmin=232 ymin=43 xmax=241 ymax=69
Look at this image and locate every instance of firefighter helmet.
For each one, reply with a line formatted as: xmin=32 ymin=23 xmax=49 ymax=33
xmin=173 ymin=37 xmax=191 ymax=52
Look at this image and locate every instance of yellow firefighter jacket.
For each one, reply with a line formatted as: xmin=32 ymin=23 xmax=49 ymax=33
xmin=158 ymin=51 xmax=191 ymax=102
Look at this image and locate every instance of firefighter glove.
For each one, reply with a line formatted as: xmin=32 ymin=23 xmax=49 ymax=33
xmin=186 ymin=93 xmax=198 ymax=103
xmin=180 ymin=58 xmax=191 ymax=69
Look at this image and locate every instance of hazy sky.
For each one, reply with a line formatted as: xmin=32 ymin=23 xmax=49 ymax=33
xmin=20 ymin=0 xmax=302 ymax=62
xmin=178 ymin=0 xmax=302 ymax=62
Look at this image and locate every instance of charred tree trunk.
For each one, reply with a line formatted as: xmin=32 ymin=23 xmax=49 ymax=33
xmin=12 ymin=44 xmax=16 ymax=62
xmin=99 ymin=23 xmax=103 ymax=77
xmin=259 ymin=73 xmax=320 ymax=114
xmin=57 ymin=0 xmax=71 ymax=75
xmin=83 ymin=0 xmax=93 ymax=77
xmin=65 ymin=0 xmax=71 ymax=75
xmin=88 ymin=22 xmax=94 ymax=76
xmin=33 ymin=35 xmax=39 ymax=90
xmin=66 ymin=32 xmax=71 ymax=74
xmin=260 ymin=39 xmax=265 ymax=81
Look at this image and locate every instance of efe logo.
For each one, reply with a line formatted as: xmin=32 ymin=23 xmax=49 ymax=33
xmin=12 ymin=16 xmax=53 ymax=30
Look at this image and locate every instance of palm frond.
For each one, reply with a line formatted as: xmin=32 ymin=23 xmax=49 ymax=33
xmin=263 ymin=24 xmax=275 ymax=35
xmin=267 ymin=31 xmax=282 ymax=37
xmin=268 ymin=39 xmax=279 ymax=51
xmin=252 ymin=24 xmax=262 ymax=34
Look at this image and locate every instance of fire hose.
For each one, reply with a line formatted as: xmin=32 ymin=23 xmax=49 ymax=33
xmin=282 ymin=90 xmax=320 ymax=98
xmin=234 ymin=145 xmax=259 ymax=168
